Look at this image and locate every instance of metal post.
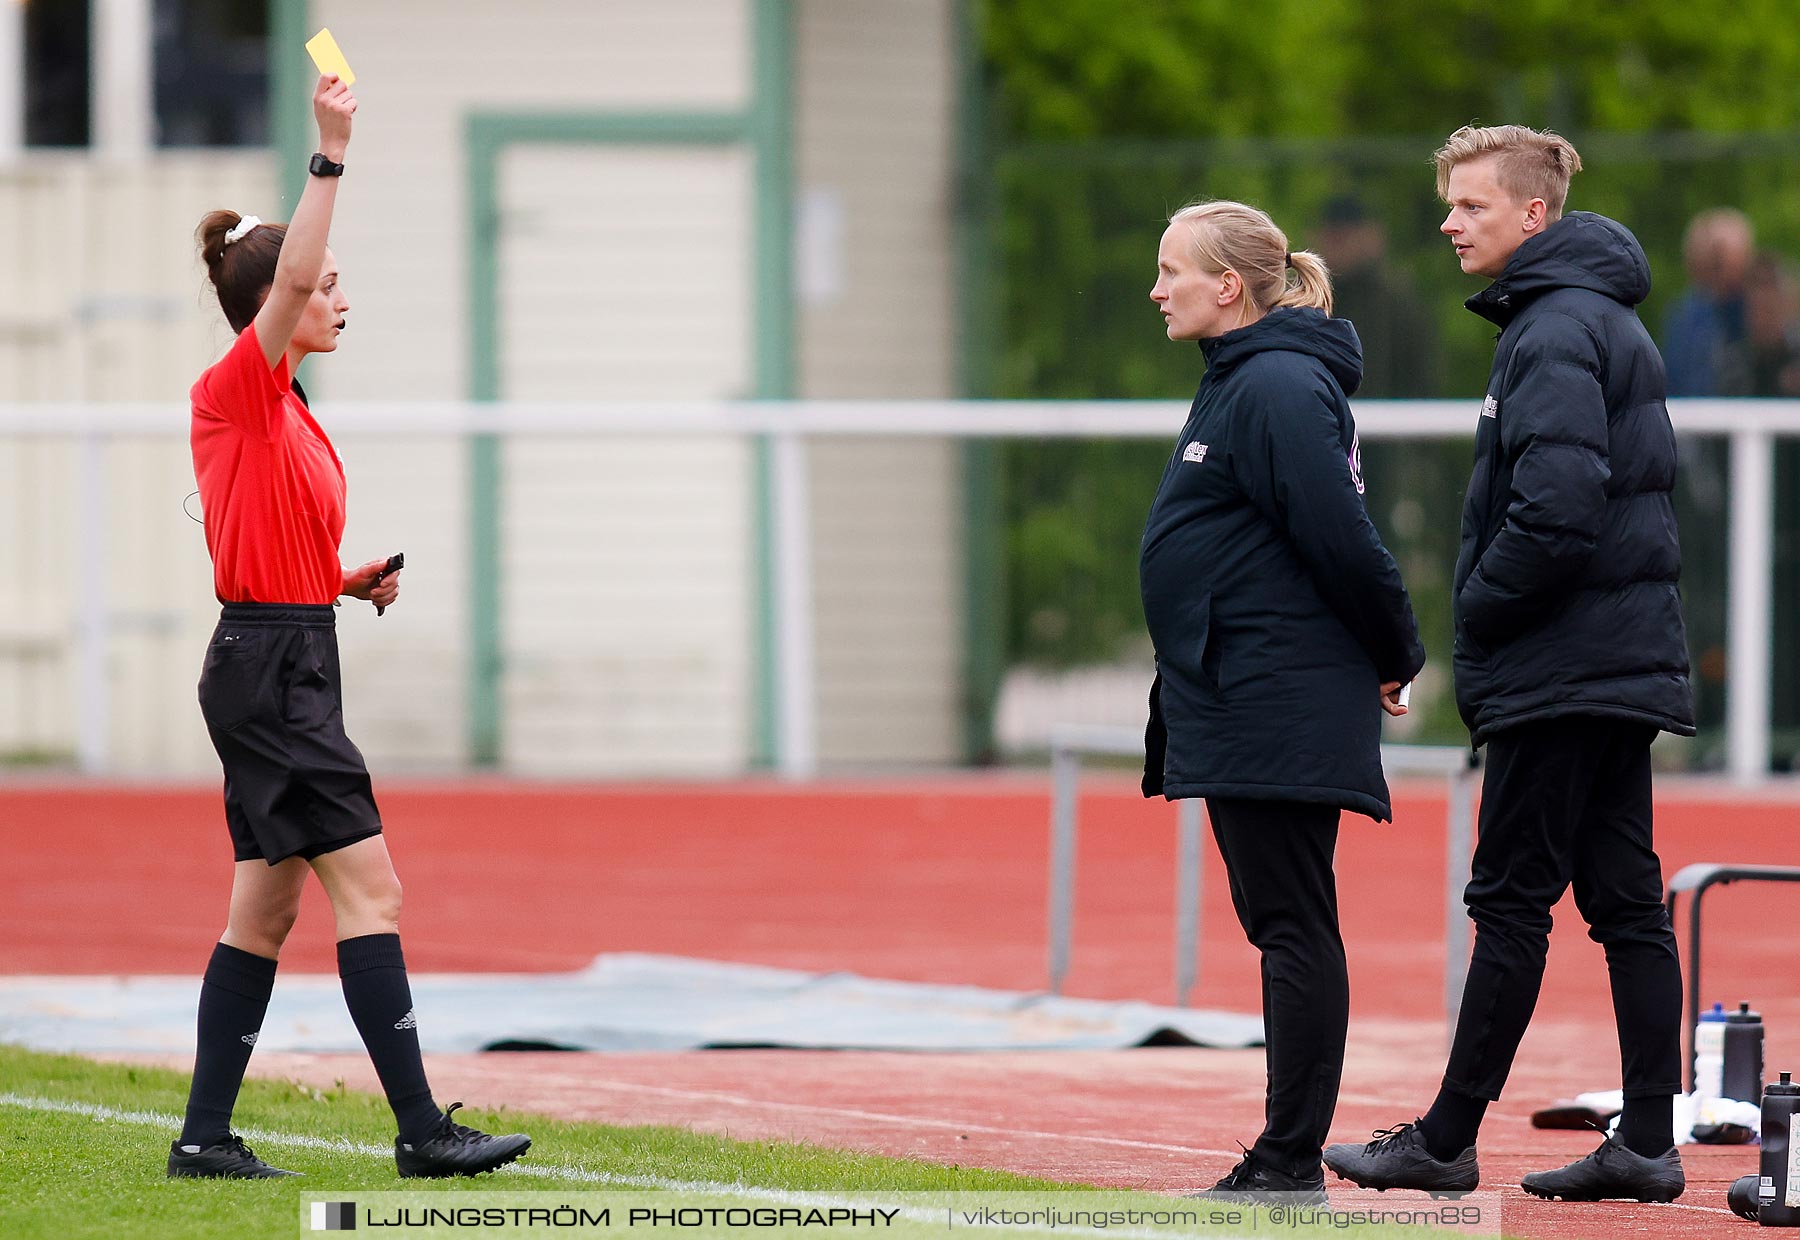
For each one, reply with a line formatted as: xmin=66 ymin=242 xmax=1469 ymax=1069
xmin=1047 ymin=741 xmax=1080 ymax=994
xmin=91 ymin=0 xmax=155 ymax=159
xmin=76 ymin=430 xmax=110 ymax=772
xmin=1173 ymin=797 xmax=1204 ymax=1007
xmin=0 ymin=0 xmax=23 ymax=160
xmin=769 ymin=431 xmax=816 ymax=778
xmin=1684 ymin=887 xmax=1706 ymax=1094
xmin=1444 ymin=760 xmax=1478 ymax=1034
xmin=1045 ymin=729 xmax=1472 ymax=1011
xmin=1728 ymin=428 xmax=1774 ymax=781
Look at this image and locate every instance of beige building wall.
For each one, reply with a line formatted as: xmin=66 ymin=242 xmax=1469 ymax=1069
xmin=308 ymin=0 xmax=758 ymax=775
xmin=0 ymin=1 xmax=971 ymax=776
xmin=0 ymin=153 xmax=275 ymax=403
xmin=0 ymin=153 xmax=277 ymax=774
xmin=305 ymin=0 xmax=752 ymax=403
xmin=493 ymin=144 xmax=756 ymax=775
xmin=794 ymin=0 xmax=966 ymax=765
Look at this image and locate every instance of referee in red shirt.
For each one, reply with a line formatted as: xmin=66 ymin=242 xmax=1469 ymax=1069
xmin=169 ymin=74 xmax=529 ymax=1181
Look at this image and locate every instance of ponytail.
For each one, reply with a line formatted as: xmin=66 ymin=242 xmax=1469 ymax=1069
xmin=1276 ymin=249 xmax=1333 ymax=316
xmin=1171 ymin=200 xmax=1336 ymax=319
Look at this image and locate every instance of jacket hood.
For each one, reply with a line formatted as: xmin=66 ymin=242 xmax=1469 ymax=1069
xmin=1198 ymin=305 xmax=1365 ymax=397
xmin=1467 ymin=211 xmax=1651 ymax=327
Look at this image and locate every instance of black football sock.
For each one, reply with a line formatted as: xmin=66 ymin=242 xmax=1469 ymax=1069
xmin=1617 ymin=1094 xmax=1675 ymax=1157
xmin=178 ymin=942 xmax=278 ymax=1148
xmin=1420 ymin=1086 xmax=1488 ymax=1161
xmin=337 ymin=933 xmax=441 ymax=1145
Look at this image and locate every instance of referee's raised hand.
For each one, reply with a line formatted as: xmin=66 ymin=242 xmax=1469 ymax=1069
xmin=342 ymin=558 xmax=400 ymax=611
xmin=313 ymin=73 xmax=356 ymax=160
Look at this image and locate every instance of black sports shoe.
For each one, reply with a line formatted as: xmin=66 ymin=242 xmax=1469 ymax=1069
xmin=167 ymin=1134 xmax=299 ymax=1179
xmin=1323 ymin=1120 xmax=1478 ymax=1195
xmin=395 ymin=1102 xmax=531 ymax=1178
xmin=1519 ymin=1135 xmax=1684 ymax=1203
xmin=1188 ymin=1146 xmax=1327 ymax=1207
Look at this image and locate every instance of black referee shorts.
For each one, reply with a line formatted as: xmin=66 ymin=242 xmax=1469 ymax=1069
xmin=197 ymin=602 xmax=383 ymax=866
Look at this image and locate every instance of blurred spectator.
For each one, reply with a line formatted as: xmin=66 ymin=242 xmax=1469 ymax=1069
xmin=1314 ymin=195 xmax=1439 ymax=397
xmin=1717 ymin=252 xmax=1800 ymax=396
xmin=1661 ymin=207 xmax=1754 ymax=395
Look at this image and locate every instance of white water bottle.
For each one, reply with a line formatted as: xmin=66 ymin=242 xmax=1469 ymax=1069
xmin=1695 ymin=1001 xmax=1728 ymax=1102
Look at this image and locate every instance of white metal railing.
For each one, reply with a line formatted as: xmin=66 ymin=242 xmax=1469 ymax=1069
xmin=1046 ymin=725 xmax=1480 ymax=1031
xmin=0 ymin=398 xmax=1786 ymax=777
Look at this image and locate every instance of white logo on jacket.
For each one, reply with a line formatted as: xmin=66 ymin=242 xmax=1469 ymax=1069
xmin=1182 ymin=441 xmax=1209 ymax=464
xmin=1481 ymin=394 xmax=1499 ymax=419
xmin=1348 ymin=432 xmax=1365 ymax=495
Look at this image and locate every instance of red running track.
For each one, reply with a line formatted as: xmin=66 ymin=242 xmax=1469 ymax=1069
xmin=7 ymin=777 xmax=1798 ymax=1239
xmin=4 ymin=778 xmax=1795 ymax=1026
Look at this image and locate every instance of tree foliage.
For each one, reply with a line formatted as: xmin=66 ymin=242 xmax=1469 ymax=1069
xmin=981 ymin=1 xmax=1800 ymax=754
xmin=984 ymin=0 xmax=1800 ymax=142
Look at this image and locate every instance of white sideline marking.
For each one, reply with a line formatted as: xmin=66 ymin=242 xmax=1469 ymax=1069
xmin=0 ymin=1092 xmax=1229 ymax=1239
xmin=0 ymin=1090 xmax=1733 ymax=1221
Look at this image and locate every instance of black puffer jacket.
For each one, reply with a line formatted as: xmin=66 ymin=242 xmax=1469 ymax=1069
xmin=1140 ymin=307 xmax=1426 ymax=821
xmin=1453 ymin=211 xmax=1696 ymax=744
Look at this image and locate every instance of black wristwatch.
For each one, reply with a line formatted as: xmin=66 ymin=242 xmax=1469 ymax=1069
xmin=309 ymin=152 xmax=346 ymax=178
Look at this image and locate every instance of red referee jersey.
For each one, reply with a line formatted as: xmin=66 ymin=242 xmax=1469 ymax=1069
xmin=190 ymin=324 xmax=346 ymax=604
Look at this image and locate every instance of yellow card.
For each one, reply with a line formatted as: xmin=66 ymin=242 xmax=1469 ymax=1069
xmin=305 ymin=28 xmax=356 ymax=87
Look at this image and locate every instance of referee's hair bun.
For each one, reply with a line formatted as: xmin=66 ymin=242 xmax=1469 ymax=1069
xmin=196 ymin=209 xmax=289 ymax=334
xmin=197 ymin=209 xmax=242 ymax=271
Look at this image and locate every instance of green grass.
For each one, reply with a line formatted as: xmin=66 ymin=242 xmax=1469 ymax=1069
xmin=0 ymin=1045 xmax=1487 ymax=1240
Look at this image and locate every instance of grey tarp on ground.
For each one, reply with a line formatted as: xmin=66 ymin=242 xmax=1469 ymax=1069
xmin=0 ymin=953 xmax=1262 ymax=1053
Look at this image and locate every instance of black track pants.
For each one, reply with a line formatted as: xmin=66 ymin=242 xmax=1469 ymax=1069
xmin=1442 ymin=717 xmax=1683 ymax=1102
xmin=1206 ymin=797 xmax=1347 ymax=1176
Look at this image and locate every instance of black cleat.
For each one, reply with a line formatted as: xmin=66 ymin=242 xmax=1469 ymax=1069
xmin=1323 ymin=1120 xmax=1478 ymax=1196
xmin=167 ymin=1134 xmax=299 ymax=1179
xmin=395 ymin=1102 xmax=531 ymax=1178
xmin=1519 ymin=1136 xmax=1684 ymax=1203
xmin=1188 ymin=1146 xmax=1327 ymax=1207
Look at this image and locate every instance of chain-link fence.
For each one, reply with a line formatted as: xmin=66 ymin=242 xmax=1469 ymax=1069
xmin=981 ymin=131 xmax=1800 ymax=766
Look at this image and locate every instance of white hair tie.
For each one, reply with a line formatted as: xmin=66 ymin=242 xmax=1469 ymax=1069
xmin=223 ymin=215 xmax=263 ymax=247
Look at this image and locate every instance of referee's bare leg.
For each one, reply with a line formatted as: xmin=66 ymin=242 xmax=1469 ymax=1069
xmin=309 ymin=835 xmax=402 ymax=938
xmin=308 ymin=836 xmax=436 ymax=1137
xmin=221 ymin=858 xmax=309 ymax=957
xmin=168 ymin=859 xmax=308 ymax=1177
xmin=311 ymin=836 xmax=532 ymax=1175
